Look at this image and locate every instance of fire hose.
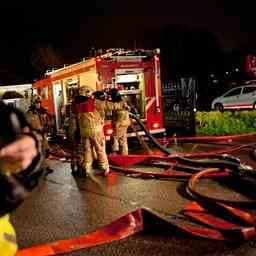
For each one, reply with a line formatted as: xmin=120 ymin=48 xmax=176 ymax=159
xmin=40 ymin=110 xmax=256 ymax=252
xmin=108 ymin=117 xmax=256 ymax=206
xmin=17 ymin=150 xmax=256 ymax=256
xmin=126 ymin=112 xmax=256 ymax=183
xmin=186 ymin=168 xmax=256 ymax=206
xmin=129 ymin=113 xmax=171 ymax=155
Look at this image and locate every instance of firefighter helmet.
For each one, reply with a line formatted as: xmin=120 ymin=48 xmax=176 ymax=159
xmin=34 ymin=98 xmax=42 ymax=104
xmin=31 ymin=94 xmax=41 ymax=105
xmin=93 ymin=91 xmax=106 ymax=101
xmin=79 ymin=86 xmax=95 ymax=97
xmin=110 ymin=88 xmax=122 ymax=102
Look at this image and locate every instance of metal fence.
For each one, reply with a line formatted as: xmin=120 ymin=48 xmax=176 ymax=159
xmin=162 ymin=77 xmax=196 ymax=135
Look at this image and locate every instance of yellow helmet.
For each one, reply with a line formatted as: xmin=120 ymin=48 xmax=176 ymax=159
xmin=31 ymin=95 xmax=41 ymax=104
xmin=79 ymin=86 xmax=95 ymax=96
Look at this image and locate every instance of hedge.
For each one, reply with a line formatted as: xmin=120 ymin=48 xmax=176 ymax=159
xmin=196 ymin=110 xmax=256 ymax=136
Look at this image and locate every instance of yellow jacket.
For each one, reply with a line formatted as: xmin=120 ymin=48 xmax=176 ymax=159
xmin=26 ymin=110 xmax=49 ymax=151
xmin=78 ymin=111 xmax=103 ymax=138
xmin=95 ymin=99 xmax=106 ymax=122
xmin=0 ymin=214 xmax=17 ymax=256
xmin=110 ymin=100 xmax=130 ymax=127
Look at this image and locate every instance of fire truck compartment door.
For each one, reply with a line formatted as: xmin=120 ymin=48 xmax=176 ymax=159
xmin=79 ymin=67 xmax=97 ymax=91
xmin=115 ymin=69 xmax=145 ymax=118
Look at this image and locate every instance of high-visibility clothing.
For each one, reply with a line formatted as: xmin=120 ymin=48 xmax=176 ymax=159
xmin=81 ymin=132 xmax=109 ymax=174
xmin=26 ymin=109 xmax=49 ymax=153
xmin=95 ymin=99 xmax=106 ymax=122
xmin=78 ymin=112 xmax=103 ymax=138
xmin=110 ymin=100 xmax=130 ymax=155
xmin=27 ymin=109 xmax=50 ymax=172
xmin=78 ymin=105 xmax=109 ymax=174
xmin=112 ymin=124 xmax=129 ymax=155
xmin=0 ymin=214 xmax=17 ymax=256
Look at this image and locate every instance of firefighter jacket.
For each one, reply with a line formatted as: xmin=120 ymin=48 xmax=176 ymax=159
xmin=78 ymin=111 xmax=103 ymax=138
xmin=94 ymin=99 xmax=106 ymax=122
xmin=0 ymin=214 xmax=17 ymax=256
xmin=111 ymin=100 xmax=130 ymax=127
xmin=26 ymin=107 xmax=48 ymax=133
xmin=26 ymin=108 xmax=49 ymax=151
xmin=76 ymin=98 xmax=103 ymax=138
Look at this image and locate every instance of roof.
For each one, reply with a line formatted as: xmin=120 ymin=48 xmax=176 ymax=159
xmin=0 ymin=84 xmax=32 ymax=90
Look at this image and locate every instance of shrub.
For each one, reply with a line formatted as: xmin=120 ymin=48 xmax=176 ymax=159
xmin=196 ymin=110 xmax=256 ymax=135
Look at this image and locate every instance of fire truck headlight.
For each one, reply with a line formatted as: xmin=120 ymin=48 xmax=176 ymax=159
xmin=152 ymin=122 xmax=160 ymax=129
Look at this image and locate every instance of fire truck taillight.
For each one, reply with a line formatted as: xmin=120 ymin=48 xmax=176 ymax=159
xmin=105 ymin=128 xmax=113 ymax=135
xmin=152 ymin=122 xmax=160 ymax=129
xmin=96 ymin=57 xmax=102 ymax=62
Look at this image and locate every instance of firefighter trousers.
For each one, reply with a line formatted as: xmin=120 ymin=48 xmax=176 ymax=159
xmin=112 ymin=125 xmax=128 ymax=155
xmin=81 ymin=132 xmax=109 ymax=174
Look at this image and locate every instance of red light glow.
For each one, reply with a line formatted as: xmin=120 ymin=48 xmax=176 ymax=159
xmin=96 ymin=57 xmax=102 ymax=62
xmin=152 ymin=122 xmax=159 ymax=129
xmin=105 ymin=129 xmax=113 ymax=135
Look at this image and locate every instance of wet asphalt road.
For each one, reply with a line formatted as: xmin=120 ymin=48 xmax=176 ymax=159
xmin=11 ymin=138 xmax=256 ymax=256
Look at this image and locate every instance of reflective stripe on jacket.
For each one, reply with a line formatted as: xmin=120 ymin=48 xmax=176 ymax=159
xmin=111 ymin=100 xmax=130 ymax=127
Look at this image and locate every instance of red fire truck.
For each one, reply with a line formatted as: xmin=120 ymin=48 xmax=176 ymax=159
xmin=32 ymin=49 xmax=165 ymax=138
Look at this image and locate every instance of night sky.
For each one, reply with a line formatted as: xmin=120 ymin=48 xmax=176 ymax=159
xmin=0 ymin=1 xmax=254 ymax=84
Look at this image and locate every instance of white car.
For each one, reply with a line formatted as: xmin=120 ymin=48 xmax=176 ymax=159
xmin=211 ymin=84 xmax=256 ymax=111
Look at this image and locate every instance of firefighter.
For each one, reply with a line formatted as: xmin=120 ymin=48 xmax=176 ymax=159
xmin=0 ymin=101 xmax=42 ymax=256
xmin=67 ymin=96 xmax=83 ymax=176
xmin=76 ymin=88 xmax=109 ymax=176
xmin=109 ymin=88 xmax=130 ymax=155
xmin=93 ymin=90 xmax=107 ymax=122
xmin=26 ymin=98 xmax=52 ymax=173
xmin=92 ymin=90 xmax=108 ymax=162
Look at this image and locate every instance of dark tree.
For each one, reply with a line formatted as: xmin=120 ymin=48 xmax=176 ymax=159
xmin=158 ymin=25 xmax=225 ymax=109
xmin=30 ymin=44 xmax=64 ymax=75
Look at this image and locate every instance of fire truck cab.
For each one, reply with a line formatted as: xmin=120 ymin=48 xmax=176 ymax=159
xmin=32 ymin=49 xmax=165 ymax=138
